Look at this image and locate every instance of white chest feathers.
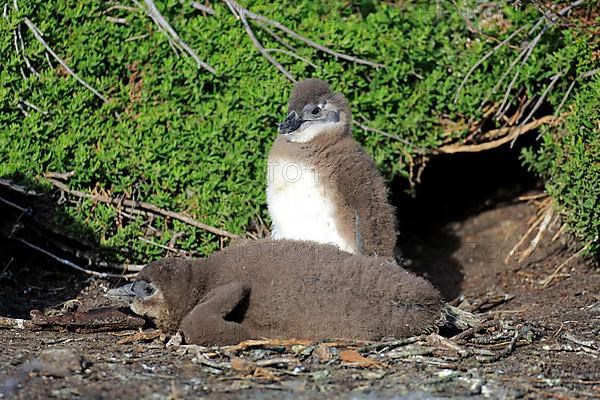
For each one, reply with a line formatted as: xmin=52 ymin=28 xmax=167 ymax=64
xmin=266 ymin=159 xmax=354 ymax=253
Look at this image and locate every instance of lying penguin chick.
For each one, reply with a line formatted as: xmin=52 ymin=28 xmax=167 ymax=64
xmin=267 ymin=79 xmax=397 ymax=257
xmin=107 ymin=240 xmax=444 ymax=346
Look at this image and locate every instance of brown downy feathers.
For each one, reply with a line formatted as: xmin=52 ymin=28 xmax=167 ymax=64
xmin=117 ymin=240 xmax=444 ymax=346
xmin=268 ymin=79 xmax=397 ymax=257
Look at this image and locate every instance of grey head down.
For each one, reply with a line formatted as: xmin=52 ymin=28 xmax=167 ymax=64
xmin=268 ymin=79 xmax=398 ymax=257
xmin=108 ymin=240 xmax=444 ymax=346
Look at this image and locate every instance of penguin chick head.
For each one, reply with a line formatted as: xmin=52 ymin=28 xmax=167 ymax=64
xmin=278 ymin=79 xmax=351 ymax=143
xmin=107 ymin=258 xmax=203 ymax=333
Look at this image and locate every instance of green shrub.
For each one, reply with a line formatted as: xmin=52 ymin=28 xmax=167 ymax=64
xmin=0 ymin=0 xmax=597 ymax=261
xmin=522 ymin=76 xmax=600 ymax=254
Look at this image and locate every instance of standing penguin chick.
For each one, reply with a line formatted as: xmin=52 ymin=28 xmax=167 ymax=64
xmin=108 ymin=240 xmax=443 ymax=346
xmin=267 ymin=79 xmax=397 ymax=256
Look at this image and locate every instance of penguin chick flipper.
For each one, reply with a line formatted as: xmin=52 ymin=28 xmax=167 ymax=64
xmin=179 ymin=282 xmax=253 ymax=346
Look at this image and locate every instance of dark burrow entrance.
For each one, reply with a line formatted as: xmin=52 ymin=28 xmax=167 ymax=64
xmin=392 ymin=138 xmax=541 ymax=301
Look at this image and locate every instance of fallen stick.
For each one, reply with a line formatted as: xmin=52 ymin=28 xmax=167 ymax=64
xmin=541 ymin=240 xmax=593 ymax=287
xmin=505 ymin=198 xmax=552 ymax=263
xmin=0 ymin=308 xmax=145 ymax=333
xmin=517 ymin=205 xmax=554 ymax=262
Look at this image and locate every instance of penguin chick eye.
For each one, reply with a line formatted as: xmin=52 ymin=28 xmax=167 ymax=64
xmin=132 ymin=280 xmax=156 ymax=298
xmin=311 ymin=107 xmax=321 ymax=115
xmin=143 ymin=285 xmax=155 ymax=296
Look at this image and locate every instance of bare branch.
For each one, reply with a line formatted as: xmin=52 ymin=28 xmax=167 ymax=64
xmin=34 ymin=231 xmax=145 ymax=273
xmin=352 ymin=120 xmax=426 ymax=153
xmin=16 ymin=23 xmax=39 ymax=76
xmin=223 ymin=0 xmax=383 ymax=78
xmin=246 ymin=8 xmax=383 ymax=68
xmin=223 ymin=0 xmax=295 ymax=81
xmin=43 ymin=171 xmax=75 ymax=180
xmin=102 ymin=5 xmax=136 ymax=14
xmin=138 ymin=0 xmax=216 ymax=74
xmin=46 ymin=178 xmax=239 ymax=239
xmin=256 ymin=22 xmax=297 ymax=52
xmin=541 ymin=240 xmax=593 ymax=287
xmin=23 ymin=18 xmax=108 ymax=102
xmin=515 ymin=69 xmax=565 ymax=136
xmin=106 ymin=16 xmax=128 ymax=24
xmin=495 ymin=1 xmax=586 ymax=119
xmin=190 ymin=1 xmax=215 ymax=15
xmin=556 ymin=67 xmax=600 ymax=114
xmin=0 ymin=195 xmax=29 ymax=213
xmin=139 ymin=236 xmax=200 ymax=257
xmin=517 ymin=205 xmax=554 ymax=262
xmin=454 ymin=25 xmax=527 ymax=103
xmin=124 ymin=33 xmax=149 ymax=42
xmin=11 ymin=236 xmax=135 ymax=279
xmin=265 ymin=48 xmax=318 ymax=69
xmin=437 ymin=115 xmax=559 ymax=154
xmin=0 ymin=179 xmax=40 ymax=195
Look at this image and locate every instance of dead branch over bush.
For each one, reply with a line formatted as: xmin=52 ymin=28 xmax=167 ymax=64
xmin=0 ymin=175 xmax=236 ymax=278
xmin=46 ymin=178 xmax=238 ymax=239
xmin=136 ymin=0 xmax=216 ymax=74
xmin=22 ymin=16 xmax=108 ymax=103
xmin=436 ymin=115 xmax=560 ymax=154
xmin=221 ymin=0 xmax=383 ymax=81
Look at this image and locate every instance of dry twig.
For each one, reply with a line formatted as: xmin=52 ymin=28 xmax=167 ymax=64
xmin=222 ymin=0 xmax=382 ymax=81
xmin=11 ymin=236 xmax=136 ymax=279
xmin=505 ymin=198 xmax=552 ymax=263
xmin=540 ymin=240 xmax=593 ymax=287
xmin=264 ymin=48 xmax=318 ymax=69
xmin=517 ymin=205 xmax=554 ymax=262
xmin=139 ymin=236 xmax=200 ymax=257
xmin=137 ymin=0 xmax=216 ymax=74
xmin=22 ymin=18 xmax=108 ymax=102
xmin=454 ymin=25 xmax=527 ymax=103
xmin=190 ymin=1 xmax=215 ymax=15
xmin=224 ymin=0 xmax=295 ymax=81
xmin=353 ymin=120 xmax=425 ymax=153
xmin=478 ymin=328 xmax=521 ymax=363
xmin=0 ymin=195 xmax=29 ymax=213
xmin=1 ymin=180 xmax=144 ymax=272
xmin=46 ymin=178 xmax=238 ymax=239
xmin=437 ymin=115 xmax=558 ymax=154
xmin=40 ymin=235 xmax=144 ymax=273
xmin=495 ymin=1 xmax=585 ymax=120
xmin=556 ymin=67 xmax=600 ymax=114
xmin=451 ymin=319 xmax=499 ymax=342
xmin=0 ymin=308 xmax=145 ymax=332
xmin=516 ymin=69 xmax=566 ymax=133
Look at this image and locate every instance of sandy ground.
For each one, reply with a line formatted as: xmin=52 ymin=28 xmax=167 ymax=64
xmin=1 ymin=197 xmax=599 ymax=399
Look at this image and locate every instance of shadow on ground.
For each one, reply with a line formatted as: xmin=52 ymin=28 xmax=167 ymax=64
xmin=0 ymin=178 xmax=124 ymax=318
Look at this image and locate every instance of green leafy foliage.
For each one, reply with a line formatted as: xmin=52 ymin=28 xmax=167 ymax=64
xmin=0 ymin=0 xmax=597 ymax=260
xmin=522 ymin=76 xmax=600 ymax=254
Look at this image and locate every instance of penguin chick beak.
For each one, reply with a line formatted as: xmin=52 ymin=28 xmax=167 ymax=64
xmin=278 ymin=111 xmax=303 ymax=135
xmin=106 ymin=283 xmax=136 ymax=305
